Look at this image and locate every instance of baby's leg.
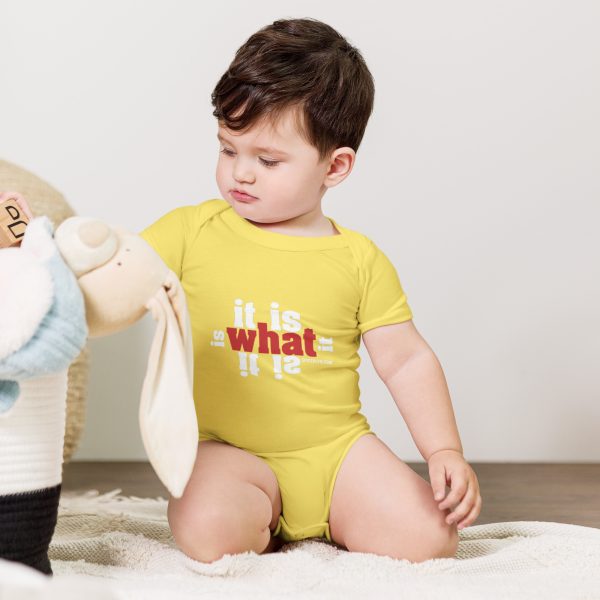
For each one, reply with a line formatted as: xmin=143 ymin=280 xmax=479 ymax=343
xmin=328 ymin=433 xmax=458 ymax=562
xmin=168 ymin=439 xmax=282 ymax=563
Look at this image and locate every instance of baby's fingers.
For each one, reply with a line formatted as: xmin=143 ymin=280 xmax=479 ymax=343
xmin=446 ymin=480 xmax=480 ymax=527
xmin=429 ymin=464 xmax=448 ymax=501
xmin=456 ymin=492 xmax=482 ymax=530
xmin=444 ymin=479 xmax=472 ymax=523
xmin=438 ymin=473 xmax=469 ymax=511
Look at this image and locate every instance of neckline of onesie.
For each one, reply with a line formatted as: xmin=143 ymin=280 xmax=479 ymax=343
xmin=219 ymin=200 xmax=349 ymax=251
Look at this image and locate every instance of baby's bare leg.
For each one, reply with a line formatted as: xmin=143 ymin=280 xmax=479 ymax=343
xmin=168 ymin=440 xmax=282 ymax=563
xmin=328 ymin=434 xmax=458 ymax=562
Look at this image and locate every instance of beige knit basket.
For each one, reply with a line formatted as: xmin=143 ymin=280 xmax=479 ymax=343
xmin=0 ymin=158 xmax=89 ymax=463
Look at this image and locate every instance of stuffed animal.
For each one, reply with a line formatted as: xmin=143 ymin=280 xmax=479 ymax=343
xmin=0 ymin=214 xmax=198 ymax=575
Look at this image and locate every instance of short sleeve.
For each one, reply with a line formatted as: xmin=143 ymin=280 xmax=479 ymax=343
xmin=138 ymin=207 xmax=189 ymax=279
xmin=357 ymin=240 xmax=413 ymax=335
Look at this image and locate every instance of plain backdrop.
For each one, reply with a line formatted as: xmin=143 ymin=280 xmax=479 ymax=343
xmin=1 ymin=0 xmax=599 ymax=461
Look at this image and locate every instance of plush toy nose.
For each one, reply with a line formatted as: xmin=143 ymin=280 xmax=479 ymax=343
xmin=54 ymin=216 xmax=118 ymax=277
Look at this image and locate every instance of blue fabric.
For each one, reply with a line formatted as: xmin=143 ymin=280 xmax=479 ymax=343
xmin=0 ymin=382 xmax=19 ymax=413
xmin=0 ymin=217 xmax=88 ymax=413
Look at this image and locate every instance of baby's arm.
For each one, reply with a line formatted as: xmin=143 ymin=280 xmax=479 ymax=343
xmin=362 ymin=319 xmax=481 ymax=530
xmin=362 ymin=319 xmax=462 ymax=460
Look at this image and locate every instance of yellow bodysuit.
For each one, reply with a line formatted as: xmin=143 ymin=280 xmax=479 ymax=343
xmin=139 ymin=199 xmax=413 ymax=543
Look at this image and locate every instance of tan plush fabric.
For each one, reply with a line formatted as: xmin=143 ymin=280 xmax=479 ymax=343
xmin=0 ymin=159 xmax=89 ymax=462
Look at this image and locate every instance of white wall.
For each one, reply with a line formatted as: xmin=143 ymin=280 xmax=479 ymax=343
xmin=2 ymin=0 xmax=599 ymax=461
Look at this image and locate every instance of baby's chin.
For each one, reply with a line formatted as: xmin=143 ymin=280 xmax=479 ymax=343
xmin=224 ymin=196 xmax=295 ymax=226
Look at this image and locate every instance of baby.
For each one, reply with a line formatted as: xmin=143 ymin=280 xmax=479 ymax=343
xmin=140 ymin=17 xmax=481 ymax=563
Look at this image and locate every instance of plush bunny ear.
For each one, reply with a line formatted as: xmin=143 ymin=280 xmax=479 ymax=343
xmin=162 ymin=270 xmax=194 ymax=381
xmin=139 ymin=272 xmax=198 ymax=498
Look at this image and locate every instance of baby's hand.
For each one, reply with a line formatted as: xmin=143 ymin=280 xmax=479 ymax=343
xmin=427 ymin=449 xmax=482 ymax=530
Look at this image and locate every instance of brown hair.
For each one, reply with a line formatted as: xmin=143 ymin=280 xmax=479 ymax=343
xmin=211 ymin=17 xmax=375 ymax=162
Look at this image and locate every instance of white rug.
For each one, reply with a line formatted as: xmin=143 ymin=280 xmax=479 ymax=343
xmin=1 ymin=489 xmax=600 ymax=599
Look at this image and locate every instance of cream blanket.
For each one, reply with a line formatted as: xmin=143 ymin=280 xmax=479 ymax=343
xmin=0 ymin=489 xmax=599 ymax=599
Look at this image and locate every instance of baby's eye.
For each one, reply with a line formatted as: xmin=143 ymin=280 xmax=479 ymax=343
xmin=259 ymin=157 xmax=280 ymax=168
xmin=219 ymin=147 xmax=280 ymax=168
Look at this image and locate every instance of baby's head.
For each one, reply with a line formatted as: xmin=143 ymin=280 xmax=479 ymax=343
xmin=211 ymin=18 xmax=375 ymax=226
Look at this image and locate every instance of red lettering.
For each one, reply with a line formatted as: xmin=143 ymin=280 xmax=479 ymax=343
xmin=281 ymin=332 xmax=303 ymax=355
xmin=302 ymin=328 xmax=317 ymax=356
xmin=226 ymin=327 xmax=257 ymax=351
xmin=225 ymin=322 xmax=318 ymax=357
xmin=257 ymin=322 xmax=280 ymax=354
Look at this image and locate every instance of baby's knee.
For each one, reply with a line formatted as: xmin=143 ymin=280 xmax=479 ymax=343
xmin=167 ymin=492 xmax=270 ymax=564
xmin=431 ymin=521 xmax=459 ymax=559
xmin=168 ymin=497 xmax=230 ymax=563
xmin=396 ymin=520 xmax=458 ymax=563
xmin=415 ymin=506 xmax=460 ymax=560
xmin=387 ymin=512 xmax=459 ymax=563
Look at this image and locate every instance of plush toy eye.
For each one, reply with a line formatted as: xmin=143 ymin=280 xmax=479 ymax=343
xmin=54 ymin=217 xmax=119 ymax=277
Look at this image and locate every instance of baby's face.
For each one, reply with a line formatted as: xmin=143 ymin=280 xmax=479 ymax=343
xmin=215 ymin=107 xmax=333 ymax=225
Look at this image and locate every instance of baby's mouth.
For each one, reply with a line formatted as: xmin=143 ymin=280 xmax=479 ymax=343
xmin=231 ymin=189 xmax=258 ymax=202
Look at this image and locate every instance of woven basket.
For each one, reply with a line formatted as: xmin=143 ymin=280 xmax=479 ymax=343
xmin=0 ymin=158 xmax=89 ymax=463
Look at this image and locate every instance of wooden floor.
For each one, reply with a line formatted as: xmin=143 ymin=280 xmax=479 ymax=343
xmin=62 ymin=461 xmax=600 ymax=529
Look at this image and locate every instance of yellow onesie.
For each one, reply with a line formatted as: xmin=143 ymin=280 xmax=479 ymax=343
xmin=139 ymin=199 xmax=413 ymax=543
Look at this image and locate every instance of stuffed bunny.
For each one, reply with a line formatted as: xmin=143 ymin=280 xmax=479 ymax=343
xmin=0 ymin=215 xmax=198 ymax=575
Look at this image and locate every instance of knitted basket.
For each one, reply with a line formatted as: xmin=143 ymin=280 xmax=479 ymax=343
xmin=0 ymin=159 xmax=89 ymax=463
